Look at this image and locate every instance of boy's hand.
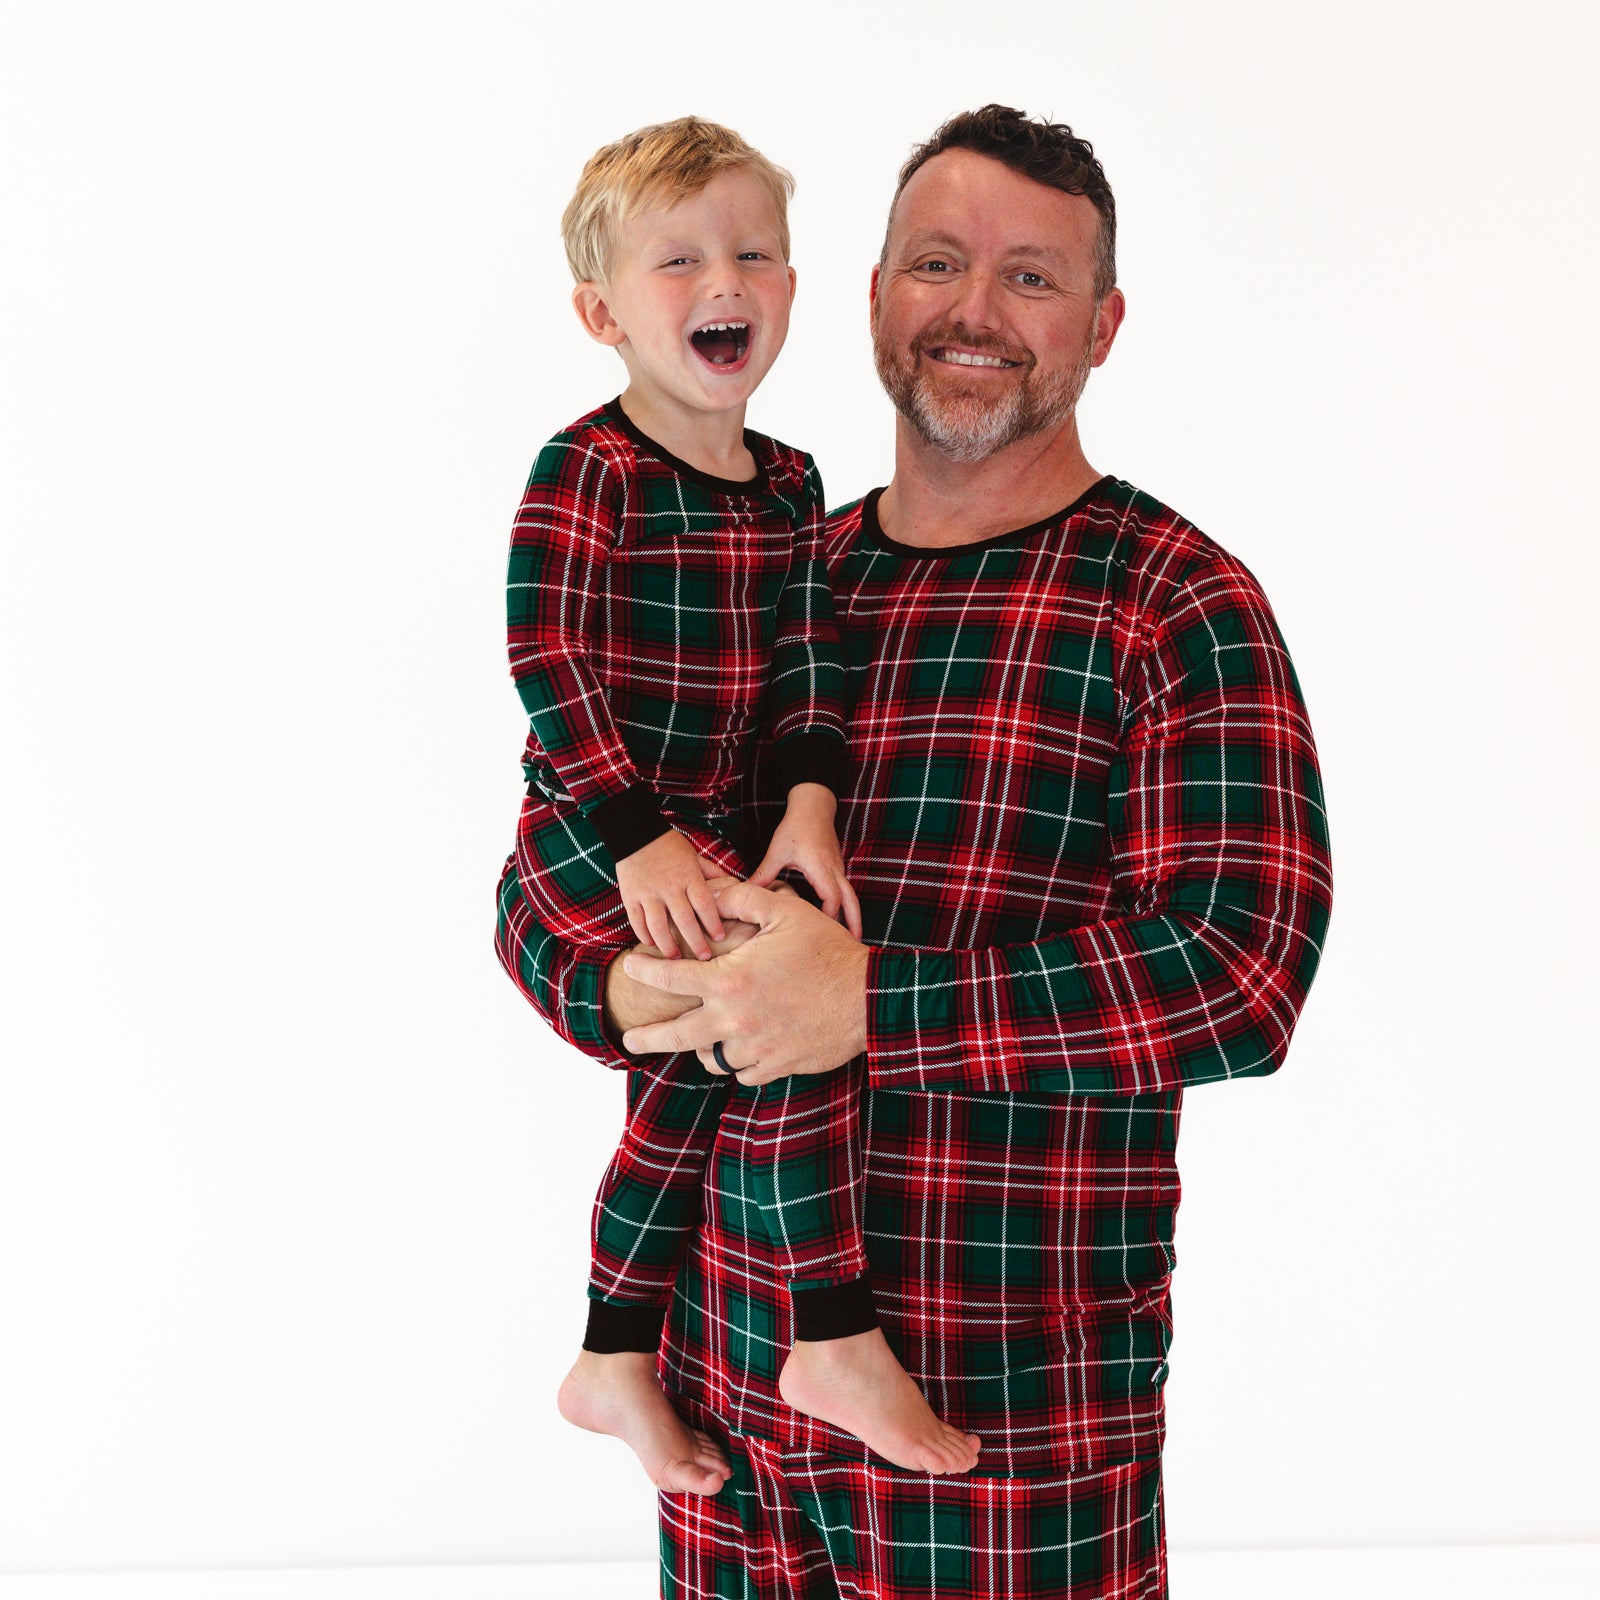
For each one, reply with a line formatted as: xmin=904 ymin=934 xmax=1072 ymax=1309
xmin=615 ymin=827 xmax=730 ymax=960
xmin=748 ymin=783 xmax=863 ymax=940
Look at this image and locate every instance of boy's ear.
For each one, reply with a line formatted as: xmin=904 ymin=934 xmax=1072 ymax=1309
xmin=572 ymin=281 xmax=626 ymax=348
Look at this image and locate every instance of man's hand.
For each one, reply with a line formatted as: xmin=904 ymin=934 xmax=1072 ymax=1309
xmin=619 ymin=881 xmax=869 ymax=1086
xmin=601 ymin=878 xmax=759 ymax=1043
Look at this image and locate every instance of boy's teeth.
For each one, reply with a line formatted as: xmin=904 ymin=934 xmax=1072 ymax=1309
xmin=690 ymin=321 xmax=752 ymax=365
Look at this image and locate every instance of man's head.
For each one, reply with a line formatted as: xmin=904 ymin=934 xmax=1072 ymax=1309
xmin=564 ymin=118 xmax=798 ymax=419
xmin=872 ymin=106 xmax=1125 ymax=463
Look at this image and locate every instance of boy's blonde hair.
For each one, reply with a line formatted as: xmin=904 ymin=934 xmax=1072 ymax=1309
xmin=561 ymin=117 xmax=795 ymax=286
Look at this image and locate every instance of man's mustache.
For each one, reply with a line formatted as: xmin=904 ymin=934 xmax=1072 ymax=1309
xmin=910 ymin=325 xmax=1033 ymax=368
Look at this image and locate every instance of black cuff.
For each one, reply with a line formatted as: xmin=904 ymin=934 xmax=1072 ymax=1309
xmin=773 ymin=732 xmax=849 ymax=800
xmin=790 ymin=1274 xmax=878 ymax=1341
xmin=586 ymin=783 xmax=671 ymax=861
xmin=582 ymin=1298 xmax=668 ymax=1354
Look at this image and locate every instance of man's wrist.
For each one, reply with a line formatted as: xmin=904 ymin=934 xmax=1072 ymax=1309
xmin=836 ymin=937 xmax=871 ymax=1064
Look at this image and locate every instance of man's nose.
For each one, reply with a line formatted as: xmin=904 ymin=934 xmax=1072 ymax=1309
xmin=945 ymin=267 xmax=1003 ymax=332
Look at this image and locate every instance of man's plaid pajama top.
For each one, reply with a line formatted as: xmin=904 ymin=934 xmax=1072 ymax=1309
xmin=498 ymin=474 xmax=1333 ymax=1476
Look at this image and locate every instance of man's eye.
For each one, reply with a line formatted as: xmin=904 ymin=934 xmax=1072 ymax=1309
xmin=1015 ymin=271 xmax=1049 ymax=289
xmin=916 ymin=259 xmax=952 ymax=273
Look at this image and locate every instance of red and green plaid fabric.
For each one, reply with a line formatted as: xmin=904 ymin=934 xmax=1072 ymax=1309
xmin=507 ymin=400 xmax=846 ymax=861
xmin=660 ymin=1422 xmax=1166 ymax=1599
xmin=495 ymin=474 xmax=1332 ymax=1477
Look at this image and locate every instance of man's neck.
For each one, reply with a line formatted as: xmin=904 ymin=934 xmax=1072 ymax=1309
xmin=877 ymin=413 xmax=1104 ymax=548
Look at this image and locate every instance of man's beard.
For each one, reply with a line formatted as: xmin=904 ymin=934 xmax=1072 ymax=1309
xmin=873 ymin=320 xmax=1095 ymax=464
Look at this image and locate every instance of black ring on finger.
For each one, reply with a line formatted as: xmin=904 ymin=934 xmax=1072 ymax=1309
xmin=712 ymin=1040 xmax=733 ymax=1075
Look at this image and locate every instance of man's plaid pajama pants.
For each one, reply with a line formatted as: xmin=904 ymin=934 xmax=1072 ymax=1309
xmin=660 ymin=1423 xmax=1167 ymax=1600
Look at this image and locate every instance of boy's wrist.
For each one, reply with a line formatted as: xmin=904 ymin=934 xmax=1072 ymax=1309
xmin=784 ymin=781 xmax=837 ymax=817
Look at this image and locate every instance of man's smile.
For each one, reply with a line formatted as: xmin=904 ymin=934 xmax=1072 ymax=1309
xmin=927 ymin=347 xmax=1022 ymax=369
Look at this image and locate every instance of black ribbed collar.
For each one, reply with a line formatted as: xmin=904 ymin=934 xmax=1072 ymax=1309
xmin=602 ymin=396 xmax=771 ymax=495
xmin=858 ymin=476 xmax=1118 ymax=558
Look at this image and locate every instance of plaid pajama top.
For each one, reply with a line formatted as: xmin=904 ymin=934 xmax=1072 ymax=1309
xmin=514 ymin=475 xmax=1333 ymax=1474
xmin=508 ymin=400 xmax=847 ymax=863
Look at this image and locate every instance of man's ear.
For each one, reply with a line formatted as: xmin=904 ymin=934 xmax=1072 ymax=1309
xmin=868 ymin=263 xmax=880 ymax=332
xmin=573 ymin=281 xmax=626 ymax=348
xmin=1090 ymin=287 xmax=1127 ymax=368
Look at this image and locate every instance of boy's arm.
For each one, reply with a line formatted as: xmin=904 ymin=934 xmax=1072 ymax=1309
xmin=766 ymin=455 xmax=848 ymax=801
xmin=508 ymin=436 xmax=671 ymax=862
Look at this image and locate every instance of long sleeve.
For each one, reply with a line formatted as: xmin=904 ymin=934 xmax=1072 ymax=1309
xmin=766 ymin=456 xmax=849 ymax=799
xmin=507 ymin=437 xmax=669 ymax=859
xmin=495 ymin=862 xmax=635 ymax=1071
xmin=863 ymin=553 xmax=1333 ymax=1096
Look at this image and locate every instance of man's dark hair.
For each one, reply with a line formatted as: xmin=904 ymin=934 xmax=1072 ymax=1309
xmin=882 ymin=105 xmax=1117 ymax=301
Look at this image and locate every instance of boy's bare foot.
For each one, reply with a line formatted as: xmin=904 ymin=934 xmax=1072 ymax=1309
xmin=778 ymin=1329 xmax=982 ymax=1474
xmin=557 ymin=1349 xmax=732 ymax=1496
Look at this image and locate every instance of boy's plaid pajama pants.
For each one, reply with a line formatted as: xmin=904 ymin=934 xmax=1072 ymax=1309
xmin=501 ymin=791 xmax=869 ymax=1305
xmin=661 ymin=1424 xmax=1167 ymax=1600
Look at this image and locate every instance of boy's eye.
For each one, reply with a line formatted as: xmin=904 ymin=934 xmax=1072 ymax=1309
xmin=737 ymin=250 xmax=769 ymax=261
xmin=662 ymin=256 xmax=694 ymax=268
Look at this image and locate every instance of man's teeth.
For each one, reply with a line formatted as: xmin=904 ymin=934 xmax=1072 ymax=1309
xmin=934 ymin=349 xmax=1014 ymax=367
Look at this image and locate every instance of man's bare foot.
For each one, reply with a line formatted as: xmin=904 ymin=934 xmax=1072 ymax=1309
xmin=557 ymin=1350 xmax=732 ymax=1496
xmin=778 ymin=1330 xmax=981 ymax=1474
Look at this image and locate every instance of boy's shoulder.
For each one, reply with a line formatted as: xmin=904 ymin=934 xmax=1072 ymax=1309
xmin=534 ymin=401 xmax=634 ymax=471
xmin=742 ymin=425 xmax=815 ymax=499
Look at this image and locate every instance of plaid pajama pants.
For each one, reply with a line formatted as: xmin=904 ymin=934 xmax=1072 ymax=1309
xmin=498 ymin=801 xmax=869 ymax=1307
xmin=660 ymin=1426 xmax=1167 ymax=1600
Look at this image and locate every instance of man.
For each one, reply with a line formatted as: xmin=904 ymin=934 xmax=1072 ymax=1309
xmin=497 ymin=104 xmax=1332 ymax=1599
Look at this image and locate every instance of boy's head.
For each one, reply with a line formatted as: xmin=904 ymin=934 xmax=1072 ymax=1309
xmin=562 ymin=116 xmax=793 ymax=289
xmin=563 ymin=118 xmax=798 ymax=422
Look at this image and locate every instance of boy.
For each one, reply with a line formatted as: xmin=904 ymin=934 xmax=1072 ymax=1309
xmin=495 ymin=118 xmax=980 ymax=1494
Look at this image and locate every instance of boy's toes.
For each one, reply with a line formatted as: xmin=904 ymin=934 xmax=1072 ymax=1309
xmin=691 ymin=1429 xmax=732 ymax=1475
xmin=657 ymin=1455 xmax=731 ymax=1496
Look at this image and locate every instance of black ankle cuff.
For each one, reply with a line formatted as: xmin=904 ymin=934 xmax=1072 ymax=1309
xmin=582 ymin=1299 xmax=668 ymax=1354
xmin=790 ymin=1275 xmax=878 ymax=1341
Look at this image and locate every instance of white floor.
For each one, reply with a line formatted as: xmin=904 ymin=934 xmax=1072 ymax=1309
xmin=1 ymin=1547 xmax=1598 ymax=1599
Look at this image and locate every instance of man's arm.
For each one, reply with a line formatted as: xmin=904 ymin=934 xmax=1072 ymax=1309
xmin=496 ymin=867 xmax=752 ymax=1072
xmin=623 ymin=553 xmax=1332 ymax=1096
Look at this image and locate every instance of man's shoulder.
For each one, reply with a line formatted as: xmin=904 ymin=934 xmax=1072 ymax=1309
xmin=1096 ymin=477 xmax=1275 ymax=623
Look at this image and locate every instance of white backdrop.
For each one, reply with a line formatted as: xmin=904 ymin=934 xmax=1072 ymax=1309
xmin=2 ymin=0 xmax=1596 ymax=1575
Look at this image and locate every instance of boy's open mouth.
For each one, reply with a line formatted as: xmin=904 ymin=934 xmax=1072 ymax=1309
xmin=690 ymin=320 xmax=751 ymax=367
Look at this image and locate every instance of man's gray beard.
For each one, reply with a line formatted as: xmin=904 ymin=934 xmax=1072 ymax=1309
xmin=874 ymin=333 xmax=1094 ymax=464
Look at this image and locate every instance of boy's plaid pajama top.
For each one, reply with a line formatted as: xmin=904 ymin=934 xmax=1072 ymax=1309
xmin=497 ymin=474 xmax=1333 ymax=1478
xmin=507 ymin=399 xmax=847 ymax=866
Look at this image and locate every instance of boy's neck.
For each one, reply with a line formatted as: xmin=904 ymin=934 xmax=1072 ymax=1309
xmin=617 ymin=383 xmax=756 ymax=482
